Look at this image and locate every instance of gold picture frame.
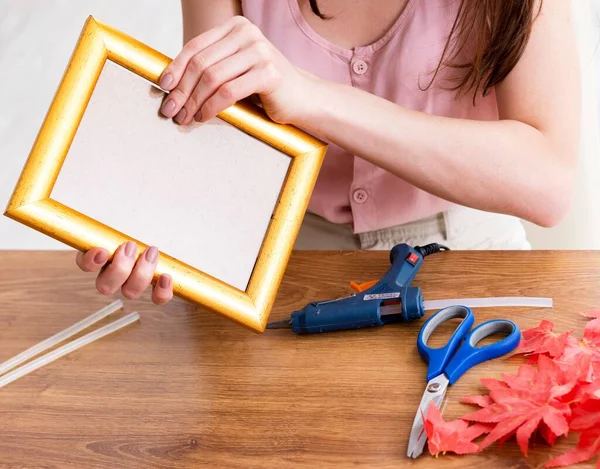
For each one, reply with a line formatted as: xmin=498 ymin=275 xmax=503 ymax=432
xmin=4 ymin=16 xmax=326 ymax=333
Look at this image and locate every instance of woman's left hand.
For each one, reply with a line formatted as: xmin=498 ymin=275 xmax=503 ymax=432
xmin=158 ymin=15 xmax=314 ymax=126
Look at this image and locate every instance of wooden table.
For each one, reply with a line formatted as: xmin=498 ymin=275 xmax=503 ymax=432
xmin=0 ymin=250 xmax=598 ymax=468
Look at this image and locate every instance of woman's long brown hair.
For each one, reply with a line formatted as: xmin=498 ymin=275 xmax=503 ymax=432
xmin=309 ymin=0 xmax=542 ymax=103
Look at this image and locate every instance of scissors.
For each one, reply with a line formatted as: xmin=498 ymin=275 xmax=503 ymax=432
xmin=406 ymin=305 xmax=520 ymax=458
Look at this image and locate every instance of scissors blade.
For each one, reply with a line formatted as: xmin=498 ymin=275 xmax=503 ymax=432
xmin=407 ymin=374 xmax=449 ymax=458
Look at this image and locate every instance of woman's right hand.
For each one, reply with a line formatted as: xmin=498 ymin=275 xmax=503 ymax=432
xmin=75 ymin=242 xmax=174 ymax=305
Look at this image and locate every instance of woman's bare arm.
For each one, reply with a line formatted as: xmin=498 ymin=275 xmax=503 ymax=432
xmin=291 ymin=0 xmax=580 ymax=227
xmin=181 ymin=0 xmax=241 ymax=42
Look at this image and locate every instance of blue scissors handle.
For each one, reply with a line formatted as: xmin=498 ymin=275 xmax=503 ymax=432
xmin=417 ymin=306 xmax=474 ymax=381
xmin=417 ymin=306 xmax=520 ymax=385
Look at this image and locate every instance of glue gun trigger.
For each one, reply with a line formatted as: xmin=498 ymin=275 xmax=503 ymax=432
xmin=349 ymin=279 xmax=379 ymax=293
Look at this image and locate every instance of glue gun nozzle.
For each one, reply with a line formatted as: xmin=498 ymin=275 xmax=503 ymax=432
xmin=266 ymin=318 xmax=292 ymax=329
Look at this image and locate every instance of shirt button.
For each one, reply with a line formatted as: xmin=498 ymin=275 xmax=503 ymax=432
xmin=352 ymin=60 xmax=368 ymax=75
xmin=353 ymin=189 xmax=369 ymax=204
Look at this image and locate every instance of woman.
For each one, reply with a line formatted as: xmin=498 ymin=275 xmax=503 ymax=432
xmin=76 ymin=0 xmax=580 ymax=305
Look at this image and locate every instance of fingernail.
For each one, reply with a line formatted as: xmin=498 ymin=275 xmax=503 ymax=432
xmin=159 ymin=274 xmax=171 ymax=289
xmin=145 ymin=246 xmax=159 ymax=263
xmin=94 ymin=250 xmax=108 ymax=264
xmin=125 ymin=241 xmax=137 ymax=259
xmin=194 ymin=112 xmax=203 ymax=122
xmin=160 ymin=73 xmax=174 ymax=90
xmin=175 ymin=108 xmax=187 ymax=124
xmin=161 ymin=99 xmax=176 ymax=117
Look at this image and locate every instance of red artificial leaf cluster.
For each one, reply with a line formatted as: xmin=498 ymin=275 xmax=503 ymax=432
xmin=422 ymin=403 xmax=491 ymax=456
xmin=518 ymin=319 xmax=571 ymax=358
xmin=422 ymin=312 xmax=600 ymax=468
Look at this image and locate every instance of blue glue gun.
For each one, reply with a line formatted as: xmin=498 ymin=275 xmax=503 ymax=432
xmin=267 ymin=243 xmax=449 ymax=334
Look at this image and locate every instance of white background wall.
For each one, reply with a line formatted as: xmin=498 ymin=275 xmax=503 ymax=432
xmin=0 ymin=0 xmax=184 ymax=249
xmin=523 ymin=0 xmax=600 ymax=249
xmin=1 ymin=0 xmax=598 ymax=250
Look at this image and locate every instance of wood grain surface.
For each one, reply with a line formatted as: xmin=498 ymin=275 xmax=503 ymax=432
xmin=0 ymin=250 xmax=599 ymax=468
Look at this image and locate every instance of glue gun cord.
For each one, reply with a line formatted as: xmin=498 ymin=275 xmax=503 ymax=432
xmin=415 ymin=243 xmax=450 ymax=257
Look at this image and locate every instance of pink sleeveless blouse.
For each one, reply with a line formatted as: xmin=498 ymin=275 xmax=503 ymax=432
xmin=241 ymin=0 xmax=499 ymax=233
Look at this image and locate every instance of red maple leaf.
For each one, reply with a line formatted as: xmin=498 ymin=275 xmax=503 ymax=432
xmin=499 ymin=364 xmax=537 ymax=393
xmin=565 ymin=381 xmax=600 ymax=433
xmin=516 ymin=320 xmax=571 ymax=358
xmin=481 ymin=377 xmax=510 ymax=393
xmin=543 ymin=318 xmax=600 ymax=467
xmin=462 ymin=356 xmax=576 ymax=457
xmin=547 ymin=380 xmax=600 ymax=467
xmin=570 ymin=399 xmax=600 ymax=432
xmin=582 ymin=313 xmax=600 ymax=342
xmin=561 ymin=379 xmax=600 ymax=415
xmin=556 ymin=322 xmax=600 ymax=383
xmin=580 ymin=380 xmax=600 ymax=402
xmin=540 ymin=421 xmax=560 ymax=447
xmin=582 ymin=310 xmax=600 ymax=320
xmin=423 ymin=402 xmax=490 ymax=457
xmin=460 ymin=395 xmax=494 ymax=408
xmin=545 ymin=427 xmax=600 ymax=468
